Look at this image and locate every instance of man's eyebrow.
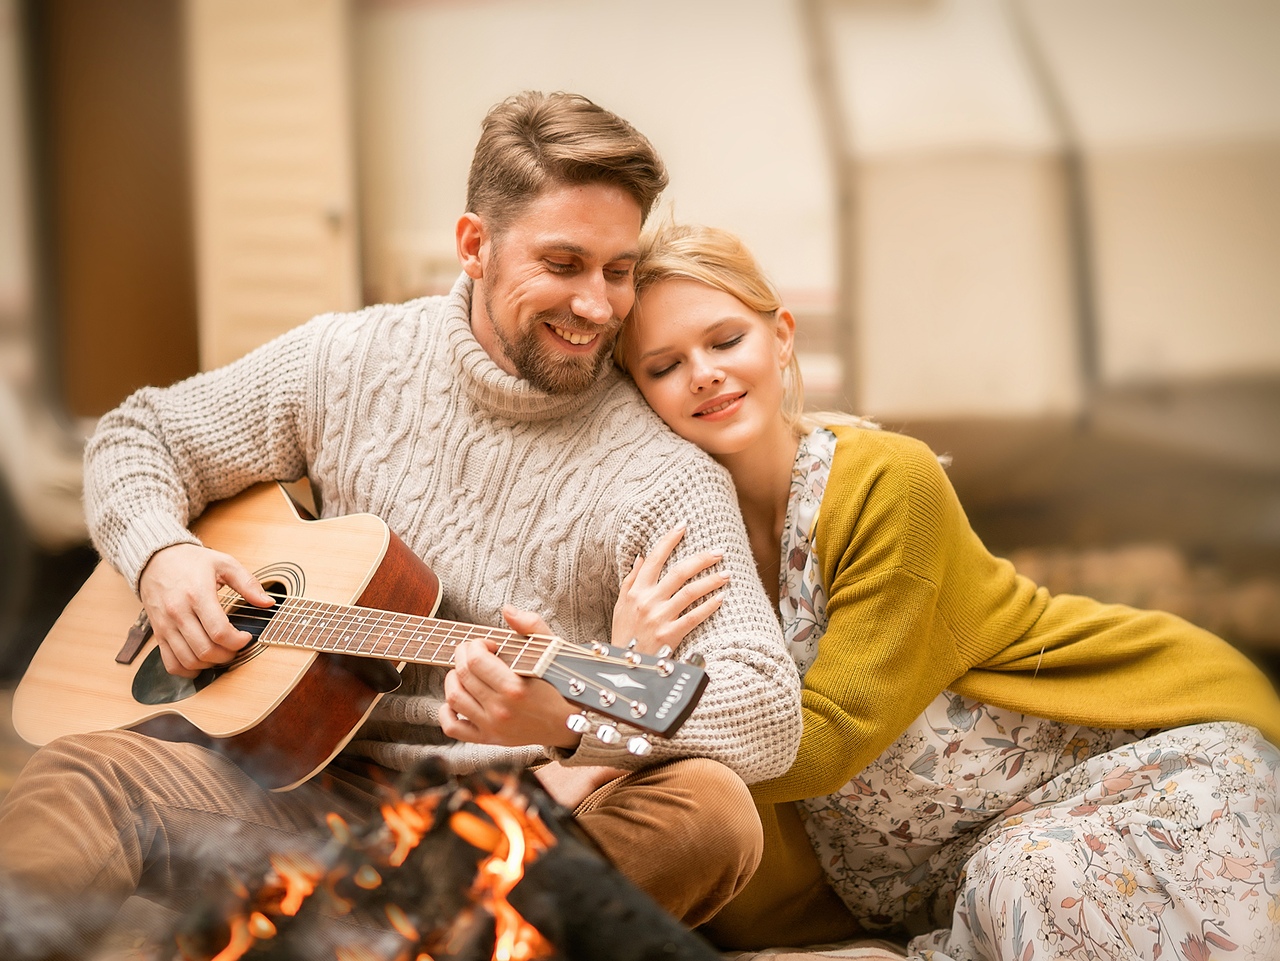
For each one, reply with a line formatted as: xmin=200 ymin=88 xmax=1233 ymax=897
xmin=541 ymin=241 xmax=640 ymax=262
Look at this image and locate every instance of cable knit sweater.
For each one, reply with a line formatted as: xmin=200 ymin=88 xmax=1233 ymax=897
xmin=82 ymin=276 xmax=801 ymax=780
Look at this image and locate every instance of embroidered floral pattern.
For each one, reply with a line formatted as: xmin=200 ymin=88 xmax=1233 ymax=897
xmin=776 ymin=429 xmax=1280 ymax=960
xmin=777 ymin=427 xmax=836 ymax=678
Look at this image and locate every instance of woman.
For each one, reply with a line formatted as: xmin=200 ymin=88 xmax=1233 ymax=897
xmin=611 ymin=222 xmax=1280 ymax=961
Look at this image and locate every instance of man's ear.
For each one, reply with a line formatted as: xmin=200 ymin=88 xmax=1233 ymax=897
xmin=776 ymin=307 xmax=797 ymax=367
xmin=456 ymin=213 xmax=486 ymax=280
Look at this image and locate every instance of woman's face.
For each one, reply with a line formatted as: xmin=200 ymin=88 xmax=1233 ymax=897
xmin=626 ymin=278 xmax=794 ymax=459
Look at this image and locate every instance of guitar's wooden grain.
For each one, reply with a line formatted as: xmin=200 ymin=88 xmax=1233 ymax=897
xmin=10 ymin=483 xmax=708 ymax=791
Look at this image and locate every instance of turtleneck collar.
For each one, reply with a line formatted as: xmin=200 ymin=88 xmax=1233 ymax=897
xmin=438 ymin=273 xmax=622 ymax=422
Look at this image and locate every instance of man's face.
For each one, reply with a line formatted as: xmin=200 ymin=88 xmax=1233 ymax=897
xmin=468 ymin=182 xmax=643 ymax=394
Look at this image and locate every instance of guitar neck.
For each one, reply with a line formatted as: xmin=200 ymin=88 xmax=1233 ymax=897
xmin=250 ymin=592 xmax=709 ymax=741
xmin=261 ymin=596 xmax=552 ymax=675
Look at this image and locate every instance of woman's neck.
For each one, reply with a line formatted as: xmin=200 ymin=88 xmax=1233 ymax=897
xmin=716 ymin=419 xmax=800 ymax=606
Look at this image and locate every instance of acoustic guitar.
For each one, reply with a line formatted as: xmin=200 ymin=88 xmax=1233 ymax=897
xmin=11 ymin=482 xmax=708 ymax=790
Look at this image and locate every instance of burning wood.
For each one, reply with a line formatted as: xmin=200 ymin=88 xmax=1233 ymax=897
xmin=153 ymin=762 xmax=719 ymax=961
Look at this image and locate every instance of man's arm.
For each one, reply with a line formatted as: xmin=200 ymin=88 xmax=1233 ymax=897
xmin=83 ymin=320 xmax=320 ymax=674
xmin=573 ymin=457 xmax=802 ymax=782
xmin=443 ymin=454 xmax=802 ymax=784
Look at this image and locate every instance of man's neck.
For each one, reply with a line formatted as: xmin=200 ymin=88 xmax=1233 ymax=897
xmin=468 ymin=280 xmax=519 ymax=377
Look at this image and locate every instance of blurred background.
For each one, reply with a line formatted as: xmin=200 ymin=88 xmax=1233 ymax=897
xmin=1 ymin=0 xmax=1279 ymax=735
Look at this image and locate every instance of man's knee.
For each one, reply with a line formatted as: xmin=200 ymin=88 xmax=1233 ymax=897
xmin=664 ymin=757 xmax=762 ymax=869
xmin=573 ymin=757 xmax=762 ymax=925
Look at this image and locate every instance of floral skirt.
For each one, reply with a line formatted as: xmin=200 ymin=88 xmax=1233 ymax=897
xmin=802 ymin=706 xmax=1279 ymax=960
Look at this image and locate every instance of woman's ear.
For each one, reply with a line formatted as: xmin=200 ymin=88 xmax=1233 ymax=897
xmin=775 ymin=307 xmax=797 ymax=367
xmin=456 ymin=213 xmax=486 ymax=280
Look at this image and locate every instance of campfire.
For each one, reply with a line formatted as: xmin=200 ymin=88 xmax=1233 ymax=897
xmin=153 ymin=762 xmax=719 ymax=961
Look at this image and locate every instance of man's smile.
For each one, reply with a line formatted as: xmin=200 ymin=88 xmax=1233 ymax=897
xmin=550 ymin=324 xmax=601 ymax=347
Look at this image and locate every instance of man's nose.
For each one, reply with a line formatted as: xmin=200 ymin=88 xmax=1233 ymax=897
xmin=570 ymin=273 xmax=614 ymax=326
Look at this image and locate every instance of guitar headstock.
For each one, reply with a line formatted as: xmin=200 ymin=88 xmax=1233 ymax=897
xmin=540 ymin=641 xmax=708 ymax=752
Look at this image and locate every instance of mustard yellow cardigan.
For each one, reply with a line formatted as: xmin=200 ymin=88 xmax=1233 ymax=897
xmin=703 ymin=424 xmax=1280 ymax=950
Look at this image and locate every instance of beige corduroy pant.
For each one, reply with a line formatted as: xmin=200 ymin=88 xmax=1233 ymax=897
xmin=0 ymin=731 xmax=761 ymax=957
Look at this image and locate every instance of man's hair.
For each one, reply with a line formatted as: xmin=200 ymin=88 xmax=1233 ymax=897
xmin=466 ymin=91 xmax=668 ymax=232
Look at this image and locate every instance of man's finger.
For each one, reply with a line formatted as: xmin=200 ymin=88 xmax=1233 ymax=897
xmin=219 ymin=558 xmax=274 ymax=608
xmin=440 ymin=702 xmax=482 ymax=741
xmin=158 ymin=622 xmax=209 ymax=677
xmin=461 ymin=642 xmax=524 ymax=699
xmin=443 ymin=671 xmax=490 ymax=729
xmin=500 ymin=604 xmax=553 ymax=639
xmin=452 ymin=638 xmax=513 ymax=703
xmin=191 ymin=590 xmax=251 ymax=656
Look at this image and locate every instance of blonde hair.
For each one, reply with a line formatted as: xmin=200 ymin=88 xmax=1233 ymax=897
xmin=618 ymin=222 xmax=807 ymax=433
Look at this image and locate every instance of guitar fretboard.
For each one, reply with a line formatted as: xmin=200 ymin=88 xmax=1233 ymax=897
xmin=260 ymin=596 xmax=554 ymax=676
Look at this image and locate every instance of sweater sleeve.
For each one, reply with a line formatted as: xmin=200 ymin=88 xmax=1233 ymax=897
xmin=565 ymin=453 xmax=804 ymax=783
xmin=752 ymin=427 xmax=1280 ymax=807
xmin=83 ymin=319 xmax=324 ymax=592
xmin=750 ymin=426 xmax=1042 ymax=804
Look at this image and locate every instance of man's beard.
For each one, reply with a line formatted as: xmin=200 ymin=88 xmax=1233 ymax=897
xmin=485 ymin=297 xmax=619 ymax=395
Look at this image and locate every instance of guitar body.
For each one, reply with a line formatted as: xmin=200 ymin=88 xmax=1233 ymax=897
xmin=12 ymin=483 xmax=442 ymax=791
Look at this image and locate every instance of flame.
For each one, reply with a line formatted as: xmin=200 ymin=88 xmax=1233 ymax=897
xmin=206 ymin=914 xmax=255 ymax=961
xmin=268 ymin=850 xmax=324 ymax=916
xmin=381 ymin=797 xmax=432 ymax=867
xmin=465 ymin=792 xmax=556 ymax=961
xmin=174 ymin=774 xmax=554 ymax=961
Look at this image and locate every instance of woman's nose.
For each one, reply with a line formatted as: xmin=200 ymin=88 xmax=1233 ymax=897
xmin=690 ymin=355 xmax=724 ymax=391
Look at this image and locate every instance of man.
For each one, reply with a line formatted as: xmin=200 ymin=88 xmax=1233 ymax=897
xmin=0 ymin=91 xmax=800 ymax=957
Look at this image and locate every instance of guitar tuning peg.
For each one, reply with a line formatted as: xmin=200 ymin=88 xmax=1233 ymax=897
xmin=565 ymin=713 xmax=591 ymax=735
xmin=625 ymin=637 xmax=638 ymax=650
xmin=655 ymin=645 xmax=672 ymax=659
xmin=627 ymin=735 xmax=653 ymax=757
xmin=656 ymin=658 xmax=675 ymax=677
xmin=683 ymin=652 xmax=706 ymax=669
xmin=595 ymin=723 xmax=622 ymax=746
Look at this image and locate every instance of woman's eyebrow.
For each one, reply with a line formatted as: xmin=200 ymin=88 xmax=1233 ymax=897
xmin=636 ymin=318 xmax=737 ymax=360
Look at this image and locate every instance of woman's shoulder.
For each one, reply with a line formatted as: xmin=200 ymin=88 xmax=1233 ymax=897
xmin=823 ymin=422 xmax=951 ymax=492
xmin=814 ymin=422 xmax=964 ymax=577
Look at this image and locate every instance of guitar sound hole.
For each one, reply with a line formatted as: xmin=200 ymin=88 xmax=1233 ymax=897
xmin=130 ymin=581 xmax=286 ymax=705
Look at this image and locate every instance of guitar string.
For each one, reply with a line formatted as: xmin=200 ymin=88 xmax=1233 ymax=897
xmin=208 ymin=590 xmax=677 ymax=719
xmin=218 ymin=590 xmax=642 ymax=666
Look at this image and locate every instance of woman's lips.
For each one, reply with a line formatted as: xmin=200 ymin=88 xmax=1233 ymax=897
xmin=694 ymin=392 xmax=746 ymax=418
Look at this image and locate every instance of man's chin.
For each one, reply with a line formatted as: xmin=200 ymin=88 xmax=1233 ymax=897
xmin=517 ymin=346 xmax=610 ymax=395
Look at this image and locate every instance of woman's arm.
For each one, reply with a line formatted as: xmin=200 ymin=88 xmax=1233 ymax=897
xmin=751 ymin=427 xmax=1044 ymax=804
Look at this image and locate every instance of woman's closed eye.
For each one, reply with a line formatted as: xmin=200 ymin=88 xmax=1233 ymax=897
xmin=714 ymin=334 xmax=744 ymax=351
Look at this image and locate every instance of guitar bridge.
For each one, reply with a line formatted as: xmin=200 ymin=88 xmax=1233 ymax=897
xmin=115 ymin=610 xmax=153 ymax=665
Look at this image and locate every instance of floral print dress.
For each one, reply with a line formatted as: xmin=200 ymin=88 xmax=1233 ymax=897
xmin=779 ymin=428 xmax=1280 ymax=961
